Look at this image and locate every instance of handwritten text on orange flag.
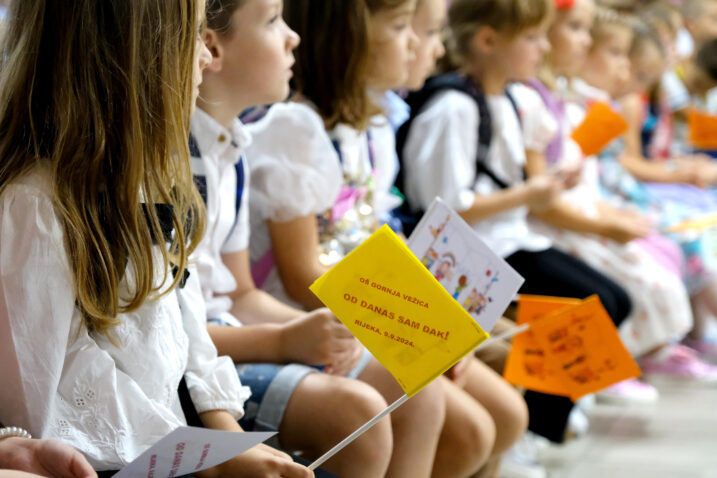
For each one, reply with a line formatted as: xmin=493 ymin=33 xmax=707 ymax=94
xmin=504 ymin=295 xmax=641 ymax=401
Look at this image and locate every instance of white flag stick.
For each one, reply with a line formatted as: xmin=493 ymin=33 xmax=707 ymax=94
xmin=478 ymin=323 xmax=530 ymax=347
xmin=309 ymin=394 xmax=410 ymax=470
xmin=308 ymin=321 xmax=531 ymax=471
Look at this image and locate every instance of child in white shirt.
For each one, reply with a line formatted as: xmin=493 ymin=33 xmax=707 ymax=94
xmin=399 ymin=0 xmax=633 ymax=444
xmin=0 ymin=2 xmax=308 ymax=477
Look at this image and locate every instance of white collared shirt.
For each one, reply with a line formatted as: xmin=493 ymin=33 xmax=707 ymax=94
xmin=0 ymin=165 xmax=250 ymax=470
xmin=402 ymin=89 xmax=551 ymax=258
xmin=190 ymin=109 xmax=252 ymax=325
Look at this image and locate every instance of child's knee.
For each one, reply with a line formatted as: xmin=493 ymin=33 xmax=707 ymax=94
xmin=451 ymin=408 xmax=496 ymax=474
xmin=400 ymin=379 xmax=446 ymax=432
xmin=334 ymin=381 xmax=393 ymax=465
xmin=330 ymin=378 xmax=389 ymax=427
xmin=491 ymin=389 xmax=529 ymax=455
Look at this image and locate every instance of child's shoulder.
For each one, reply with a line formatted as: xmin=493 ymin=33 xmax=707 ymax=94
xmin=415 ymin=89 xmax=479 ymax=124
xmin=1 ymin=163 xmax=54 ymax=203
xmin=508 ymin=82 xmax=546 ymax=112
xmin=246 ymin=101 xmax=337 ymax=166
xmin=245 ymin=101 xmax=343 ymax=221
xmin=248 ymin=101 xmax=326 ymax=136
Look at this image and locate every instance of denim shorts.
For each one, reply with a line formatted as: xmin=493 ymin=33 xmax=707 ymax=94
xmin=208 ymin=318 xmax=373 ymax=434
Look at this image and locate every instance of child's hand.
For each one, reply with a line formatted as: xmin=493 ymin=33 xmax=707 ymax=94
xmin=200 ymin=444 xmax=313 ymax=478
xmin=674 ymin=156 xmax=717 ymax=188
xmin=324 ymin=338 xmax=365 ymax=376
xmin=555 ymin=165 xmax=582 ymax=190
xmin=444 ymin=356 xmax=472 ymax=388
xmin=526 ymin=175 xmax=563 ymax=211
xmin=0 ymin=437 xmax=97 ymax=478
xmin=280 ymin=308 xmax=361 ymax=371
xmin=601 ymin=213 xmax=652 ymax=243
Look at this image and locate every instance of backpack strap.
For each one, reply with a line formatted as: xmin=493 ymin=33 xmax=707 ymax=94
xmin=526 ymin=79 xmax=565 ymax=165
xmin=396 ymin=73 xmax=510 ymax=195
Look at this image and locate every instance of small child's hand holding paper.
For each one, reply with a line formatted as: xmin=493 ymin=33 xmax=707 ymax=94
xmin=280 ymin=308 xmax=362 ymax=372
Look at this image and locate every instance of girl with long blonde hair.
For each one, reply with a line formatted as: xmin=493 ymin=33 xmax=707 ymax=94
xmin=0 ymin=1 xmax=310 ymax=476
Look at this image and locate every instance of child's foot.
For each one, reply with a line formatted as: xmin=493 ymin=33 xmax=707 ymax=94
xmin=595 ymin=378 xmax=659 ymax=405
xmin=575 ymin=394 xmax=596 ymax=413
xmin=641 ymin=345 xmax=717 ymax=383
xmin=681 ymin=337 xmax=717 ymax=364
xmin=501 ymin=433 xmax=548 ymax=478
xmin=565 ymin=407 xmax=589 ymax=439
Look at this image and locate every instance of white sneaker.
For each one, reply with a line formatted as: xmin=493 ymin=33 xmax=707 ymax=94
xmin=500 ymin=459 xmax=547 ymax=478
xmin=566 ymin=407 xmax=589 ymax=439
xmin=595 ymin=378 xmax=659 ymax=405
xmin=575 ymin=394 xmax=596 ymax=413
xmin=501 ymin=433 xmax=548 ymax=478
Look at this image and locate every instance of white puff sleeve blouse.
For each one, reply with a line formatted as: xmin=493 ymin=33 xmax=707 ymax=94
xmin=245 ymin=102 xmax=342 ymax=308
xmin=246 ymin=102 xmax=342 ymax=224
xmin=0 ymin=167 xmax=250 ymax=470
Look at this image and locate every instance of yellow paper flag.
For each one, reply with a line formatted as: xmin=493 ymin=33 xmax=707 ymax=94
xmin=310 ymin=225 xmax=489 ymax=397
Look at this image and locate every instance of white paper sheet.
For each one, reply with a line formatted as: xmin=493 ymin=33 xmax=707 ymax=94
xmin=114 ymin=427 xmax=275 ymax=478
xmin=407 ymin=198 xmax=524 ymax=332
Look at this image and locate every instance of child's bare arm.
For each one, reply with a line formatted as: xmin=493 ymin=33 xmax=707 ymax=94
xmin=222 ymin=249 xmax=300 ymax=325
xmin=458 ymin=176 xmax=562 ymax=224
xmin=268 ymin=215 xmax=329 ymax=310
xmin=619 ymin=94 xmax=699 ymax=184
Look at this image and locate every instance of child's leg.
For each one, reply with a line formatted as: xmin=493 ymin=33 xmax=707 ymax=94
xmin=461 ymin=358 xmax=528 ymax=456
xmin=690 ymin=280 xmax=717 ymax=340
xmin=431 ymin=377 xmax=496 ymax=478
xmin=358 ymin=359 xmax=445 ymax=478
xmin=279 ymin=373 xmax=393 ymax=478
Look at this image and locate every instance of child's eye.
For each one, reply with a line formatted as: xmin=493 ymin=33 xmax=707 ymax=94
xmin=269 ymin=14 xmax=280 ymax=25
xmin=395 ymin=23 xmax=408 ymax=31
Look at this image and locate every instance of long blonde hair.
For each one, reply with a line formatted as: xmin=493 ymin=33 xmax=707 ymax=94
xmin=0 ymin=0 xmax=206 ymax=336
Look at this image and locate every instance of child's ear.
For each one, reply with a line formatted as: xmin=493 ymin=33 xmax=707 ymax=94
xmin=471 ymin=25 xmax=497 ymax=55
xmin=203 ymin=29 xmax=225 ymax=73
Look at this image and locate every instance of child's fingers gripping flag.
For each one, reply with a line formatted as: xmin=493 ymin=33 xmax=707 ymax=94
xmin=310 ymin=225 xmax=489 ymax=397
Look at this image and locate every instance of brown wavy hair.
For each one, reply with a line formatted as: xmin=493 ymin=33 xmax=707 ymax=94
xmin=206 ymin=0 xmax=248 ymax=36
xmin=444 ymin=0 xmax=553 ymax=71
xmin=0 ymin=0 xmax=206 ymax=336
xmin=285 ymin=0 xmax=413 ymax=130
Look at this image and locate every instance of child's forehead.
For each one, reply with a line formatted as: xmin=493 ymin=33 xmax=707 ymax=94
xmin=595 ymin=24 xmax=632 ymax=46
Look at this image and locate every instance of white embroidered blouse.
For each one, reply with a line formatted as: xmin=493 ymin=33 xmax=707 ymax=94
xmin=0 ymin=166 xmax=251 ymax=470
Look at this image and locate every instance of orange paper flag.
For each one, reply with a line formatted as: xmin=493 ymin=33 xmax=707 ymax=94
xmin=505 ymin=296 xmax=641 ymax=401
xmin=515 ymin=295 xmax=582 ymax=325
xmin=688 ymin=109 xmax=717 ymax=150
xmin=571 ymin=102 xmax=629 ymax=157
xmin=505 ymin=296 xmax=582 ymax=397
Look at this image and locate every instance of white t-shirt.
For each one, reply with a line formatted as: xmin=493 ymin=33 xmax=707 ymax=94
xmin=190 ymin=109 xmax=252 ymax=325
xmin=401 ymin=89 xmax=551 ymax=258
xmin=0 ymin=166 xmax=250 ymax=470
